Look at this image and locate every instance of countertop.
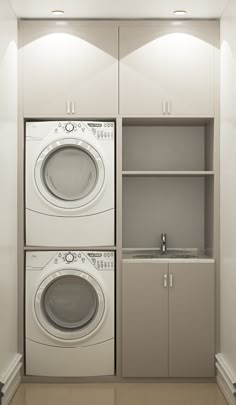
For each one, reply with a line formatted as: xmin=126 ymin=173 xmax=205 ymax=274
xmin=122 ymin=249 xmax=215 ymax=264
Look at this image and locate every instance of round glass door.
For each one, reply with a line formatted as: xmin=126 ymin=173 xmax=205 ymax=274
xmin=35 ymin=270 xmax=105 ymax=340
xmin=43 ymin=146 xmax=98 ymax=201
xmin=35 ymin=139 xmax=105 ymax=209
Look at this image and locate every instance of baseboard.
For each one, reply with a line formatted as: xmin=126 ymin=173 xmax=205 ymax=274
xmin=0 ymin=354 xmax=22 ymax=405
xmin=21 ymin=375 xmax=216 ymax=383
xmin=216 ymin=354 xmax=236 ymax=405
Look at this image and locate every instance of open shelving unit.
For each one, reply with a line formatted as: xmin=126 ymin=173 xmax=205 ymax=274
xmin=122 ymin=117 xmax=215 ymax=255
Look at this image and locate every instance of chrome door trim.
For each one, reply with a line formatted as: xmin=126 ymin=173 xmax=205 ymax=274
xmin=34 ymin=138 xmax=105 ymax=209
xmin=34 ymin=269 xmax=105 ymax=341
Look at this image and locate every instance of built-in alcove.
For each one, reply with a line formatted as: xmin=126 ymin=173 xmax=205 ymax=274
xmin=122 ymin=118 xmax=214 ymax=254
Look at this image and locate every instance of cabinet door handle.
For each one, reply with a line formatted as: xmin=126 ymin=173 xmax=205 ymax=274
xmin=66 ymin=100 xmax=71 ymax=114
xmin=167 ymin=101 xmax=171 ymax=115
xmin=162 ymin=100 xmax=166 ymax=115
xmin=71 ymin=100 xmax=75 ymax=115
xmin=163 ymin=274 xmax=168 ymax=288
xmin=169 ymin=273 xmax=174 ymax=288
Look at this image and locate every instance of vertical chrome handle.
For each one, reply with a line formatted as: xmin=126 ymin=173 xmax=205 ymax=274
xmin=71 ymin=100 xmax=75 ymax=114
xmin=162 ymin=100 xmax=166 ymax=115
xmin=163 ymin=274 xmax=168 ymax=288
xmin=167 ymin=100 xmax=171 ymax=115
xmin=66 ymin=100 xmax=71 ymax=114
xmin=161 ymin=233 xmax=167 ymax=242
xmin=169 ymin=273 xmax=174 ymax=288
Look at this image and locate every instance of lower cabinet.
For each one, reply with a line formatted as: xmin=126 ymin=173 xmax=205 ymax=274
xmin=122 ymin=262 xmax=169 ymax=377
xmin=122 ymin=261 xmax=215 ymax=378
xmin=168 ymin=263 xmax=215 ymax=377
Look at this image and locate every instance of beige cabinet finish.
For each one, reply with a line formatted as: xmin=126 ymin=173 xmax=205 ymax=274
xmin=169 ymin=263 xmax=215 ymax=377
xmin=122 ymin=261 xmax=214 ymax=377
xmin=167 ymin=26 xmax=216 ymax=116
xmin=120 ymin=22 xmax=218 ymax=116
xmin=22 ymin=23 xmax=118 ymax=116
xmin=120 ymin=26 xmax=169 ymax=116
xmin=122 ymin=262 xmax=169 ymax=377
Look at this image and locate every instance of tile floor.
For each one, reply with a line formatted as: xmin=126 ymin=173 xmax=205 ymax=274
xmin=10 ymin=383 xmax=228 ymax=405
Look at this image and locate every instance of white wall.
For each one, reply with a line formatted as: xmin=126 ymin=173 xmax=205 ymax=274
xmin=0 ymin=0 xmax=18 ymax=380
xmin=220 ymin=0 xmax=236 ymax=379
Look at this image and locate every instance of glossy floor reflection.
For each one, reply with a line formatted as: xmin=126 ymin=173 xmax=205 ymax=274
xmin=10 ymin=383 xmax=227 ymax=405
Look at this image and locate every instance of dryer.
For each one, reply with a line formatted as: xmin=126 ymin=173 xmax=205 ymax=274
xmin=25 ymin=250 xmax=115 ymax=377
xmin=25 ymin=121 xmax=115 ymax=247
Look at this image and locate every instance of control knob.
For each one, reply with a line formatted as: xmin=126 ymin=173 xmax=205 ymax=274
xmin=65 ymin=123 xmax=74 ymax=132
xmin=65 ymin=253 xmax=74 ymax=263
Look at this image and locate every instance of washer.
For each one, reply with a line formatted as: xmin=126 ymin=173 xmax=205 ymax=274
xmin=25 ymin=250 xmax=115 ymax=377
xmin=25 ymin=121 xmax=115 ymax=247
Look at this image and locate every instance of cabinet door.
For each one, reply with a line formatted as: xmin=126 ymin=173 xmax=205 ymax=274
xmin=119 ymin=22 xmax=218 ymax=116
xmin=119 ymin=26 xmax=169 ymax=115
xmin=169 ymin=263 xmax=215 ymax=377
xmin=22 ymin=23 xmax=118 ymax=116
xmin=122 ymin=262 xmax=169 ymax=377
xmin=167 ymin=23 xmax=217 ymax=116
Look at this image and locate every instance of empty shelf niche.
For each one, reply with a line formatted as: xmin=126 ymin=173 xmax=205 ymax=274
xmin=122 ymin=118 xmax=214 ymax=174
xmin=122 ymin=175 xmax=214 ymax=255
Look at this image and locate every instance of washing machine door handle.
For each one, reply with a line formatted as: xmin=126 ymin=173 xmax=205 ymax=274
xmin=34 ymin=269 xmax=105 ymax=341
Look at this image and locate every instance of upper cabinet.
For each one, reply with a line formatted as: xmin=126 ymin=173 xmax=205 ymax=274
xmin=20 ymin=21 xmax=219 ymax=117
xmin=21 ymin=22 xmax=119 ymax=117
xmin=119 ymin=22 xmax=219 ymax=116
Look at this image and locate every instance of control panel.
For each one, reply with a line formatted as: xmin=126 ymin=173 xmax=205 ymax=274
xmin=85 ymin=251 xmax=115 ymax=270
xmin=53 ymin=251 xmax=115 ymax=271
xmin=87 ymin=122 xmax=114 ymax=140
xmin=56 ymin=121 xmax=114 ymax=140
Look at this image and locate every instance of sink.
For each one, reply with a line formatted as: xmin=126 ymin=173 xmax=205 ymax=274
xmin=132 ymin=250 xmax=197 ymax=259
xmin=133 ymin=254 xmax=157 ymax=259
xmin=124 ymin=248 xmax=212 ymax=261
xmin=167 ymin=253 xmax=196 ymax=259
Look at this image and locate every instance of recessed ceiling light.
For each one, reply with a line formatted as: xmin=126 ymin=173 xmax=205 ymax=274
xmin=173 ymin=10 xmax=187 ymax=16
xmin=51 ymin=10 xmax=65 ymax=16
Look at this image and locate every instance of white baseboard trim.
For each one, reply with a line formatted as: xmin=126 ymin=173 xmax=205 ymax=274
xmin=216 ymin=354 xmax=236 ymax=405
xmin=0 ymin=354 xmax=22 ymax=405
xmin=216 ymin=354 xmax=236 ymax=386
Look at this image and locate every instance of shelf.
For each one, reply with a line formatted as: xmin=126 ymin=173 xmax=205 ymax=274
xmin=24 ymin=246 xmax=117 ymax=251
xmin=122 ymin=171 xmax=214 ymax=177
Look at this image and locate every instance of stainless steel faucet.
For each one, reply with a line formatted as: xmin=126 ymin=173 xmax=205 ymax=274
xmin=160 ymin=233 xmax=167 ymax=254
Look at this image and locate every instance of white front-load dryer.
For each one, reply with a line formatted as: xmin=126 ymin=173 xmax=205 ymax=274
xmin=25 ymin=250 xmax=115 ymax=377
xmin=25 ymin=121 xmax=115 ymax=247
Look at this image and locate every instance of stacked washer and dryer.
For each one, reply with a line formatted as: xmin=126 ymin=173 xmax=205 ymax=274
xmin=25 ymin=121 xmax=115 ymax=377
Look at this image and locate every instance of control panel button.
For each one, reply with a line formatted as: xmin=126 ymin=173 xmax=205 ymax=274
xmin=65 ymin=253 xmax=74 ymax=263
xmin=65 ymin=123 xmax=74 ymax=132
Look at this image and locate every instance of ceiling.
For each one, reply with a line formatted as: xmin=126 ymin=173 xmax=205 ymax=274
xmin=9 ymin=0 xmax=229 ymax=19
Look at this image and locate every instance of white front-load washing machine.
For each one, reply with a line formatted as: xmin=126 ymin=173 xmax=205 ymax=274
xmin=25 ymin=250 xmax=115 ymax=377
xmin=25 ymin=121 xmax=115 ymax=247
